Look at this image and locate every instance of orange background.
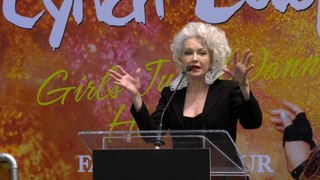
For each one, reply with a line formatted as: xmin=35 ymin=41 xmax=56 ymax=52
xmin=0 ymin=0 xmax=319 ymax=179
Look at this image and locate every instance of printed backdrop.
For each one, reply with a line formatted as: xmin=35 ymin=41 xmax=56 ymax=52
xmin=1 ymin=0 xmax=320 ymax=179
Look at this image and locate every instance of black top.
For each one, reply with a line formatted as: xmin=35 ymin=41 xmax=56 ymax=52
xmin=183 ymin=113 xmax=203 ymax=130
xmin=131 ymin=79 xmax=263 ymax=142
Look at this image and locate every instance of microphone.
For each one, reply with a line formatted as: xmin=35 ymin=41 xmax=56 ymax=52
xmin=153 ymin=65 xmax=192 ymax=149
xmin=184 ymin=65 xmax=193 ymax=73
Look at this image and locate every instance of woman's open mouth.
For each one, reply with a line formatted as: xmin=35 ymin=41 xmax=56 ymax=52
xmin=191 ymin=65 xmax=201 ymax=70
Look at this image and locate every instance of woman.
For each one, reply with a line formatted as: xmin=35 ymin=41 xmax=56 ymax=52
xmin=109 ymin=22 xmax=262 ymax=142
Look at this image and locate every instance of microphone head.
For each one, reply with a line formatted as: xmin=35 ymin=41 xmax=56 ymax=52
xmin=185 ymin=65 xmax=192 ymax=72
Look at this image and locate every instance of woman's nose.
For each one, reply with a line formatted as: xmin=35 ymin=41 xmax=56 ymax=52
xmin=192 ymin=53 xmax=199 ymax=61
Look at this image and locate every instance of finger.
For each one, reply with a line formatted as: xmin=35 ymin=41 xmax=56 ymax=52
xmin=232 ymin=51 xmax=238 ymax=64
xmin=270 ymin=109 xmax=283 ymax=116
xmin=284 ymin=110 xmax=296 ymax=121
xmin=244 ymin=54 xmax=253 ymax=66
xmin=270 ymin=117 xmax=283 ymax=125
xmin=222 ymin=67 xmax=233 ymax=77
xmin=109 ymin=70 xmax=123 ymax=79
xmin=134 ymin=68 xmax=141 ymax=81
xmin=270 ymin=109 xmax=294 ymax=122
xmin=275 ymin=125 xmax=285 ymax=132
xmin=116 ymin=65 xmax=128 ymax=75
xmin=275 ymin=109 xmax=295 ymax=121
xmin=244 ymin=65 xmax=254 ymax=76
xmin=280 ymin=111 xmax=293 ymax=127
xmin=282 ymin=100 xmax=304 ymax=115
xmin=109 ymin=73 xmax=121 ymax=82
xmin=241 ymin=49 xmax=250 ymax=64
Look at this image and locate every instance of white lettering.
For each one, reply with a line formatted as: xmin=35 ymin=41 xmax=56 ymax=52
xmin=242 ymin=154 xmax=274 ymax=173
xmin=78 ymin=155 xmax=93 ymax=172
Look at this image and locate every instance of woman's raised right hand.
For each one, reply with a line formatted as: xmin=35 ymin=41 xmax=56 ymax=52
xmin=109 ymin=65 xmax=141 ymax=97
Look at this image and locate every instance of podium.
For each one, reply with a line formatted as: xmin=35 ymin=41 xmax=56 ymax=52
xmin=79 ymin=130 xmax=250 ymax=180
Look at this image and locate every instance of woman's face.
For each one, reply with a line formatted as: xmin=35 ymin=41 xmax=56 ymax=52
xmin=181 ymin=37 xmax=211 ymax=78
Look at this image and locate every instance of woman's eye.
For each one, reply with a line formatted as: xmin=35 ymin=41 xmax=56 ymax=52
xmin=199 ymin=51 xmax=207 ymax=56
xmin=183 ymin=51 xmax=192 ymax=55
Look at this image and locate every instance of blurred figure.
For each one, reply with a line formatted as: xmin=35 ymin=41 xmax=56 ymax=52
xmin=270 ymin=100 xmax=319 ymax=179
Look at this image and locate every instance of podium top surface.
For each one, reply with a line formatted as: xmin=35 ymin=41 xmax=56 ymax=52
xmin=78 ymin=130 xmax=250 ymax=176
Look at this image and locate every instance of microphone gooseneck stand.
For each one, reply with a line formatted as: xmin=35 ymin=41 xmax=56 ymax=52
xmin=153 ymin=66 xmax=192 ymax=149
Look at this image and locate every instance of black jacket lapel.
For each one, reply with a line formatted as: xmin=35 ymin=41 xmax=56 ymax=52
xmin=201 ymin=81 xmax=225 ymax=121
xmin=170 ymin=88 xmax=186 ymax=128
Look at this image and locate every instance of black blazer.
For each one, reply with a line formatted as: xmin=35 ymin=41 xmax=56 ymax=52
xmin=131 ymin=79 xmax=262 ymax=142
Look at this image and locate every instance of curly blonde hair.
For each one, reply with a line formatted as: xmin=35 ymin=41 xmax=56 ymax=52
xmin=170 ymin=22 xmax=231 ymax=74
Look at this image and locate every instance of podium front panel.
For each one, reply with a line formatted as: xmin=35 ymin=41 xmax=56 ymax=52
xmin=93 ymin=149 xmax=210 ymax=180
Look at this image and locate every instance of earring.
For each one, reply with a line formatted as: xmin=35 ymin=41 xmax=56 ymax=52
xmin=205 ymin=68 xmax=222 ymax=85
xmin=205 ymin=68 xmax=215 ymax=85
